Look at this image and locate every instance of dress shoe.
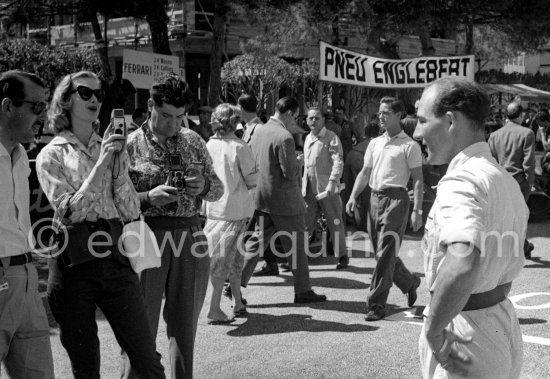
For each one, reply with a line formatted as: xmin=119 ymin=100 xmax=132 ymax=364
xmin=222 ymin=284 xmax=247 ymax=306
xmin=365 ymin=305 xmax=386 ymax=321
xmin=524 ymin=241 xmax=534 ymax=260
xmin=336 ymin=255 xmax=349 ymax=269
xmin=407 ymin=275 xmax=421 ymax=308
xmin=294 ymin=290 xmax=327 ymax=304
xmin=252 ymin=263 xmax=279 ymax=277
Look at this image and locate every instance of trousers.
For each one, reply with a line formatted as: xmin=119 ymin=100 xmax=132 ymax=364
xmin=366 ymin=188 xmax=416 ymax=308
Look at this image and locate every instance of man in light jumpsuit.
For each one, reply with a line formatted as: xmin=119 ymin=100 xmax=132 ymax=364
xmin=414 ymin=77 xmax=527 ymax=378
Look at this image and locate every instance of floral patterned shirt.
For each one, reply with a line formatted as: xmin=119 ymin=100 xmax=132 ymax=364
xmin=126 ymin=124 xmax=223 ymax=217
xmin=36 ymin=130 xmax=140 ymax=223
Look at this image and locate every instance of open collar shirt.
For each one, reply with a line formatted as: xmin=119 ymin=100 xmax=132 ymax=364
xmin=422 ymin=142 xmax=528 ymax=296
xmin=0 ymin=143 xmax=33 ymax=257
xmin=303 ymin=127 xmax=343 ymax=194
xmin=126 ymin=125 xmax=223 ymax=217
xmin=36 ymin=130 xmax=140 ymax=224
xmin=363 ymin=130 xmax=422 ymax=191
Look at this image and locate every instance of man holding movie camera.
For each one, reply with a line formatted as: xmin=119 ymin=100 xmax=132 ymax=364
xmin=123 ymin=73 xmax=222 ymax=379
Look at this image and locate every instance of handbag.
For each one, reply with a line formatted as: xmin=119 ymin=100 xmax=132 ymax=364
xmin=121 ymin=215 xmax=161 ymax=274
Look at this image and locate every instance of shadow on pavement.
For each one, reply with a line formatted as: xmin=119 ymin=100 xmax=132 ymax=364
xmin=518 ymin=318 xmax=547 ymax=325
xmin=524 ymin=257 xmax=550 ymax=269
xmin=248 ymin=275 xmax=368 ymax=290
xmin=226 ymin=313 xmax=379 ymax=337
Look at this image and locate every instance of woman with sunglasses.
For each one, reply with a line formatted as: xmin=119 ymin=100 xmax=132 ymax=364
xmin=36 ymin=71 xmax=165 ymax=378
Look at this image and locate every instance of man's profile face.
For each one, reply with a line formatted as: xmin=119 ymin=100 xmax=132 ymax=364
xmin=335 ymin=108 xmax=344 ymax=123
xmin=413 ymin=86 xmax=453 ymax=165
xmin=8 ymin=78 xmax=47 ymax=144
xmin=378 ymin=102 xmax=401 ymax=133
xmin=148 ymin=100 xmax=187 ymax=139
xmin=307 ymin=109 xmax=324 ymax=135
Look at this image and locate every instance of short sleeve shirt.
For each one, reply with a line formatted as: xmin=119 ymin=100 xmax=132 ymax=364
xmin=363 ymin=130 xmax=422 ymax=190
xmin=422 ymin=142 xmax=528 ymax=295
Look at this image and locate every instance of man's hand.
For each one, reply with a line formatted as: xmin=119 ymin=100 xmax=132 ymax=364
xmin=185 ymin=174 xmax=206 ymax=196
xmin=427 ymin=328 xmax=473 ymax=377
xmin=410 ymin=210 xmax=423 ymax=231
xmin=345 ymin=198 xmax=358 ymax=216
xmin=325 ymin=180 xmax=338 ymax=195
xmin=147 ymin=185 xmax=179 ymax=206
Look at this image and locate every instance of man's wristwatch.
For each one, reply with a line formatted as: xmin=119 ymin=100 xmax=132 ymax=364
xmin=413 ymin=209 xmax=423 ymax=215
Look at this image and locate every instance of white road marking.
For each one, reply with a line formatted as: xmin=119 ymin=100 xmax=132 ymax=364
xmin=510 ymin=292 xmax=550 ymax=310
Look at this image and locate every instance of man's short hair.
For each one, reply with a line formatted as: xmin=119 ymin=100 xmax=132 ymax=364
xmin=307 ymin=106 xmax=323 ymax=116
xmin=275 ymin=96 xmax=299 ymax=114
xmin=132 ymin=107 xmax=147 ymax=120
xmin=237 ymin=94 xmax=258 ymax=113
xmin=380 ymin=96 xmax=405 ymax=116
xmin=150 ymin=73 xmax=193 ymax=108
xmin=426 ymin=77 xmax=490 ymax=130
xmin=0 ymin=70 xmax=44 ymax=107
xmin=505 ymin=102 xmax=523 ymax=120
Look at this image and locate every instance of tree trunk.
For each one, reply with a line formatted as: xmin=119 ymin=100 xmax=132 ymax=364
xmin=90 ymin=12 xmax=112 ymax=78
xmin=147 ymin=4 xmax=171 ymax=55
xmin=465 ymin=16 xmax=474 ymax=55
xmin=208 ymin=0 xmax=227 ymax=107
xmin=417 ymin=20 xmax=435 ymax=56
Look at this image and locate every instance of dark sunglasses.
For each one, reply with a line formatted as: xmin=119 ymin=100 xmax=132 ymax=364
xmin=11 ymin=99 xmax=48 ymax=115
xmin=72 ymin=85 xmax=105 ymax=103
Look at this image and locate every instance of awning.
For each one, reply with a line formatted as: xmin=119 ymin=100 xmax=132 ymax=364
xmin=482 ymin=83 xmax=550 ymax=102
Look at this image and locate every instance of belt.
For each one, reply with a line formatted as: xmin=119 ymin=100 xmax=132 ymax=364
xmin=462 ymin=282 xmax=511 ymax=311
xmin=145 ymin=215 xmax=201 ymax=231
xmin=371 ymin=187 xmax=407 ymax=196
xmin=0 ymin=252 xmax=33 ymax=267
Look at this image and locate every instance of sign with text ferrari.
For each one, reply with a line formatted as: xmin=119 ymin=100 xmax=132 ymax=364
xmin=122 ymin=50 xmax=184 ymax=89
xmin=319 ymin=41 xmax=475 ymax=88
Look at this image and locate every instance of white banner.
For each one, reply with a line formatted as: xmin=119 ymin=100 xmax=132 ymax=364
xmin=319 ymin=41 xmax=475 ymax=88
xmin=122 ymin=50 xmax=185 ymax=89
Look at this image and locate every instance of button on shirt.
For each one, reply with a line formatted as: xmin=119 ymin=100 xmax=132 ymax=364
xmin=126 ymin=125 xmax=223 ymax=217
xmin=363 ymin=130 xmax=422 ymax=190
xmin=422 ymin=142 xmax=528 ymax=296
xmin=206 ymin=135 xmax=258 ymax=221
xmin=0 ymin=143 xmax=33 ymax=257
xmin=36 ymin=131 xmax=140 ymax=223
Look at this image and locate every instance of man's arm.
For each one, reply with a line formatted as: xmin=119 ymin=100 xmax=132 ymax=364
xmin=425 ymin=242 xmax=480 ymax=375
xmin=524 ymin=131 xmax=536 ymax=187
xmin=327 ymin=134 xmax=344 ymax=193
xmin=345 ymin=166 xmax=371 ymax=215
xmin=410 ymin=166 xmax=424 ymax=231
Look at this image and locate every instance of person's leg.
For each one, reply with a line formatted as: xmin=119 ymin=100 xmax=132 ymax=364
xmin=98 ymin=261 xmax=164 ymax=378
xmin=367 ymin=192 xmax=412 ymax=309
xmin=389 ymin=193 xmax=416 ymax=294
xmin=319 ymin=194 xmax=348 ymax=258
xmin=163 ymin=226 xmax=211 ymax=379
xmin=228 ymin=220 xmax=248 ymax=313
xmin=121 ymin=228 xmax=171 ymax=379
xmin=270 ymin=213 xmax=312 ymax=294
xmin=1 ymin=264 xmax=54 ymax=379
xmin=240 ymin=212 xmax=277 ymax=287
xmin=48 ymin=261 xmax=102 ymax=378
xmin=204 ymin=220 xmax=233 ymax=322
xmin=304 ymin=193 xmax=320 ymax=239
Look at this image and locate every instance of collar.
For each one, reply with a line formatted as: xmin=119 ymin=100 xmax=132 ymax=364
xmin=246 ymin=116 xmax=261 ymax=128
xmin=309 ymin=127 xmax=327 ymax=141
xmin=0 ymin=141 xmax=26 ymax=162
xmin=269 ymin=116 xmax=286 ymax=129
xmin=50 ymin=130 xmax=102 ymax=149
xmin=142 ymin=122 xmax=178 ymax=147
xmin=447 ymin=142 xmax=492 ymax=173
xmin=382 ymin=130 xmax=408 ymax=140
xmin=504 ymin=121 xmax=522 ymax=128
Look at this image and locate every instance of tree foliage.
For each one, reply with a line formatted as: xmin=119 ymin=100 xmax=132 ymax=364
xmin=0 ymin=39 xmax=103 ymax=91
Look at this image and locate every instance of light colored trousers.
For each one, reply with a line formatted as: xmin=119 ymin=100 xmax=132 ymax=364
xmin=419 ymin=299 xmax=523 ymax=379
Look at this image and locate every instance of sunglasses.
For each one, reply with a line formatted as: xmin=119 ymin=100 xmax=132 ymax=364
xmin=11 ymin=99 xmax=48 ymax=115
xmin=72 ymin=85 xmax=105 ymax=103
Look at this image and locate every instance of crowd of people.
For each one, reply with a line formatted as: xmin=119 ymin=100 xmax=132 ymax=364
xmin=0 ymin=68 xmax=532 ymax=379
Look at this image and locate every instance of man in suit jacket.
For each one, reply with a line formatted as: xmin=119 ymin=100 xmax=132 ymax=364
xmin=302 ymin=107 xmax=349 ymax=269
xmin=240 ymin=97 xmax=326 ymax=303
xmin=488 ymin=101 xmax=535 ymax=258
xmin=239 ymin=94 xmax=263 ymax=145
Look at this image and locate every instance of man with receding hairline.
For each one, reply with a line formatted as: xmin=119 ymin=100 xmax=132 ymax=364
xmin=414 ymin=77 xmax=526 ymax=378
xmin=488 ymin=101 xmax=535 ymax=259
xmin=0 ymin=70 xmax=54 ymax=378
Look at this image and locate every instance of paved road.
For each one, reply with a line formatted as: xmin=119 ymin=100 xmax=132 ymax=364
xmin=42 ymin=219 xmax=550 ymax=379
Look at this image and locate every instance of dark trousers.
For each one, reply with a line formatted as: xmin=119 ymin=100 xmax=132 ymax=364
xmin=122 ymin=220 xmax=210 ymax=379
xmin=240 ymin=211 xmax=312 ymax=293
xmin=366 ymin=188 xmax=415 ymax=309
xmin=49 ymin=258 xmax=164 ymax=379
xmin=516 ymin=176 xmax=532 ymax=254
